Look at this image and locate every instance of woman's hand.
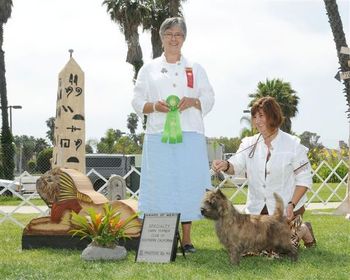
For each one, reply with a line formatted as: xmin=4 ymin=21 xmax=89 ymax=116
xmin=178 ymin=97 xmax=198 ymax=112
xmin=212 ymin=160 xmax=229 ymax=173
xmin=286 ymin=204 xmax=294 ymax=222
xmin=154 ymin=100 xmax=169 ymax=113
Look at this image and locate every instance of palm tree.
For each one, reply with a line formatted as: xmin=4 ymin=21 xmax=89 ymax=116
xmin=127 ymin=112 xmax=138 ymax=135
xmin=45 ymin=116 xmax=55 ymax=145
xmin=142 ymin=0 xmax=172 ymax=59
xmin=127 ymin=112 xmax=139 ymax=144
xmin=97 ymin=128 xmax=120 ymax=154
xmin=239 ymin=115 xmax=257 ymax=138
xmin=0 ymin=0 xmax=14 ymax=180
xmin=324 ymin=0 xmax=350 ymax=214
xmin=169 ymin=0 xmax=181 ymax=17
xmin=102 ymin=0 xmax=148 ymax=81
xmin=248 ymin=78 xmax=299 ymax=133
xmin=324 ymin=0 xmax=350 ymax=115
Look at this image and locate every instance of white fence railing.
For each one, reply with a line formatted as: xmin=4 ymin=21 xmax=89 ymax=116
xmin=0 ymin=160 xmax=349 ymax=228
xmin=215 ymin=159 xmax=349 ymax=207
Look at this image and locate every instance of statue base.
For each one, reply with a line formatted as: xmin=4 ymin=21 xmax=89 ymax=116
xmin=22 ymin=233 xmax=140 ymax=251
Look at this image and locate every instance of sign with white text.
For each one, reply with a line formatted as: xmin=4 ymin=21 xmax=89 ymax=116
xmin=135 ymin=213 xmax=180 ymax=263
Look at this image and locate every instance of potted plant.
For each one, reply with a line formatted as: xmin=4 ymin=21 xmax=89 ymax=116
xmin=69 ymin=203 xmax=139 ymax=261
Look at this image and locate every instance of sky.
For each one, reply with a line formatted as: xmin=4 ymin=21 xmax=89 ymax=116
xmin=3 ymin=0 xmax=350 ymax=149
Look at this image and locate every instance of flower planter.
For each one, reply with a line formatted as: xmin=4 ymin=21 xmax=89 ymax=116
xmin=81 ymin=243 xmax=127 ymax=261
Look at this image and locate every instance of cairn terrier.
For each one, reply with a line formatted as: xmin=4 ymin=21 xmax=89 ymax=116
xmin=200 ymin=189 xmax=297 ymax=265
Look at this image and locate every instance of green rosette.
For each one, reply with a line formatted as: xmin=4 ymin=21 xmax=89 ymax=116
xmin=161 ymin=95 xmax=183 ymax=144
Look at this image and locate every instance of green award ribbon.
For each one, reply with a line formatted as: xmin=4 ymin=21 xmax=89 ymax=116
xmin=161 ymin=95 xmax=183 ymax=144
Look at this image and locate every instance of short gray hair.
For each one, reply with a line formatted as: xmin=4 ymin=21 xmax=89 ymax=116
xmin=159 ymin=17 xmax=187 ymax=40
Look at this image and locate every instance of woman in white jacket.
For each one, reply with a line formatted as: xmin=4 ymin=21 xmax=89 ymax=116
xmin=212 ymin=96 xmax=316 ymax=249
xmin=132 ymin=17 xmax=215 ymax=253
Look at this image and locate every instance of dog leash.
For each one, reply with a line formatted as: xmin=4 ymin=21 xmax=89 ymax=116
xmin=231 ymin=130 xmax=277 ymax=159
xmin=220 ymin=131 xmax=310 ymax=173
xmin=209 ymin=131 xmax=274 ymax=184
xmin=210 ymin=136 xmax=310 ymax=192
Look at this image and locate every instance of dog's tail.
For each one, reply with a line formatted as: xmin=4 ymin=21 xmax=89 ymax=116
xmin=273 ymin=192 xmax=284 ymax=220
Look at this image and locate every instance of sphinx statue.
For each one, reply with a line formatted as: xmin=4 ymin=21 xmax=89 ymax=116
xmin=22 ymin=167 xmax=141 ymax=249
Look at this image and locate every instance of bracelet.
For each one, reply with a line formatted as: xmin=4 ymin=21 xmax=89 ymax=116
xmin=153 ymin=102 xmax=157 ymax=112
xmin=223 ymin=160 xmax=230 ymax=172
xmin=288 ymin=201 xmax=295 ymax=209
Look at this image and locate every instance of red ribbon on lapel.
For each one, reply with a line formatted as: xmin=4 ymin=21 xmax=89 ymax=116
xmin=185 ymin=67 xmax=194 ymax=88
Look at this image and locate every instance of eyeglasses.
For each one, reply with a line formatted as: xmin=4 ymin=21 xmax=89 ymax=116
xmin=163 ymin=32 xmax=184 ymax=39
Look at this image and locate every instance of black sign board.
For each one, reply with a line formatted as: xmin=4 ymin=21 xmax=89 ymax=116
xmin=135 ymin=213 xmax=180 ymax=263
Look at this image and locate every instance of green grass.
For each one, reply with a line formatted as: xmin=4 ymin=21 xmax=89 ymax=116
xmin=309 ymin=183 xmax=348 ymax=202
xmin=0 ymin=213 xmax=349 ymax=280
xmin=0 ymin=196 xmax=45 ymax=206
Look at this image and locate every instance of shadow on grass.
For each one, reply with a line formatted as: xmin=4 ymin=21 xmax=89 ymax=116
xmin=169 ymin=244 xmax=350 ymax=276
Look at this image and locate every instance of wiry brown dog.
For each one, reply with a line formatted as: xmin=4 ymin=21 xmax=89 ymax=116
xmin=201 ymin=189 xmax=297 ymax=265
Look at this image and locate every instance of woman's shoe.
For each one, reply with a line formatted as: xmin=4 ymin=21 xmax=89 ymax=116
xmin=183 ymin=244 xmax=196 ymax=253
xmin=303 ymin=222 xmax=316 ymax=248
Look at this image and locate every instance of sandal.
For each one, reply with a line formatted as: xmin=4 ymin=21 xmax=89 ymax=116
xmin=303 ymin=222 xmax=316 ymax=248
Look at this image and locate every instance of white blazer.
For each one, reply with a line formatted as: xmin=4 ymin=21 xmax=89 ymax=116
xmin=229 ymin=129 xmax=312 ymax=215
xmin=132 ymin=54 xmax=215 ymax=134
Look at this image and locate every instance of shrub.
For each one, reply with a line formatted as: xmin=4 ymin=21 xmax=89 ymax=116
xmin=36 ymin=148 xmax=53 ymax=174
xmin=27 ymin=160 xmax=36 ymax=173
xmin=311 ymin=148 xmax=348 ymax=183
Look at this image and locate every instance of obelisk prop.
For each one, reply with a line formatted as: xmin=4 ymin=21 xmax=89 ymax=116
xmin=52 ymin=50 xmax=85 ymax=173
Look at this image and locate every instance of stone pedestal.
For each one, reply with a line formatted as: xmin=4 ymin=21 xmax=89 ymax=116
xmin=81 ymin=244 xmax=127 ymax=261
xmin=22 ymin=234 xmax=140 ymax=251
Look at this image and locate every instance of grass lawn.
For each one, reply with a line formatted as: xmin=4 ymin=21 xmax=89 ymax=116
xmin=0 ymin=212 xmax=349 ymax=280
xmin=0 ymin=196 xmax=45 ymax=206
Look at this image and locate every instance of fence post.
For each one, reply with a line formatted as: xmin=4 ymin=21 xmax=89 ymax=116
xmin=333 ymin=123 xmax=350 ymax=215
